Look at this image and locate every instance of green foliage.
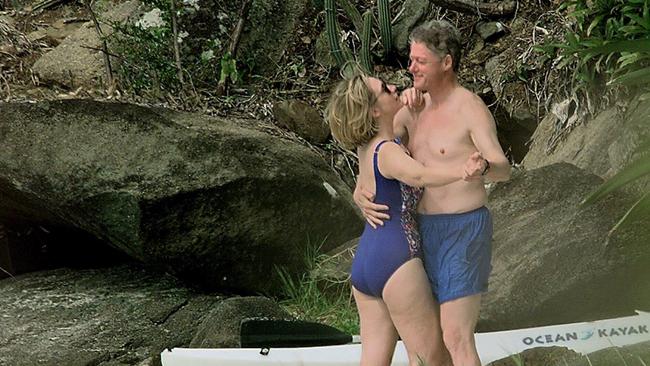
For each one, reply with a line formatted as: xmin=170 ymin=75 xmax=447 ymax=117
xmin=276 ymin=243 xmax=359 ymax=335
xmin=111 ymin=21 xmax=179 ymax=93
xmin=219 ymin=52 xmax=239 ymax=84
xmin=546 ymin=0 xmax=650 ymax=233
xmin=509 ymin=353 xmax=525 ymax=366
xmin=108 ymin=0 xmax=238 ymax=94
xmin=582 ymin=151 xmax=650 ymax=234
xmin=538 ymin=0 xmax=650 ymax=98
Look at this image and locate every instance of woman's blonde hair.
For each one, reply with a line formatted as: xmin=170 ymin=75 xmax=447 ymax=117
xmin=325 ymin=74 xmax=378 ymax=150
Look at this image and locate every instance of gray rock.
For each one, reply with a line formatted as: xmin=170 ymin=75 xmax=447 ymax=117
xmin=314 ymin=30 xmax=336 ymax=68
xmin=488 ymin=341 xmax=650 ymax=365
xmin=312 ymin=236 xmax=358 ymax=283
xmin=476 ymin=21 xmax=506 ymax=41
xmin=273 ymin=99 xmax=330 ymax=144
xmin=484 ymin=52 xmax=509 ymax=97
xmin=31 ymin=0 xmax=141 ymax=88
xmin=480 ymin=163 xmax=650 ymax=331
xmin=0 ymin=100 xmax=363 ymax=295
xmin=0 ymin=14 xmax=16 ymax=27
xmin=0 ymin=265 xmax=221 ymax=366
xmin=392 ymin=0 xmax=431 ymax=55
xmin=523 ymin=93 xmax=650 ymax=181
xmin=238 ymin=0 xmax=311 ymax=76
xmin=190 ymin=296 xmax=290 ymax=348
xmin=488 ymin=346 xmax=582 ymax=365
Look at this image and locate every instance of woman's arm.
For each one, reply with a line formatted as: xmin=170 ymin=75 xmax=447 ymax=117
xmin=378 ymin=142 xmax=462 ymax=187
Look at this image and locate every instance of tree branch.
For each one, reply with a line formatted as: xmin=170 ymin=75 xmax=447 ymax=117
xmin=431 ymin=0 xmax=516 ymax=18
xmin=84 ymin=0 xmax=113 ymax=88
xmin=216 ymin=0 xmax=252 ymax=96
xmin=170 ymin=0 xmax=184 ymax=86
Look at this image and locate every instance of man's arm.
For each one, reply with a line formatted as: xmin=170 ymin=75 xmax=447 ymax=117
xmin=353 ymin=179 xmax=389 ymax=228
xmin=464 ymin=94 xmax=511 ymax=182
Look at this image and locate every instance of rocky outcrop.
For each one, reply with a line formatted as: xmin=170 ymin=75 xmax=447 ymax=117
xmin=392 ymin=0 xmax=432 ymax=55
xmin=481 ymin=163 xmax=650 ymax=331
xmin=239 ymin=0 xmax=312 ymax=76
xmin=272 ymin=99 xmax=330 ymax=144
xmin=189 ymin=296 xmax=290 ymax=348
xmin=0 ymin=100 xmax=363 ymax=294
xmin=522 ymin=95 xmax=650 ymax=180
xmin=488 ymin=342 xmax=650 ymax=365
xmin=31 ymin=0 xmax=142 ymax=88
xmin=0 ymin=265 xmax=221 ymax=366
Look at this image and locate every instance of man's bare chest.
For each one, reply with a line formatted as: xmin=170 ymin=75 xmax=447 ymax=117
xmin=407 ymin=113 xmax=472 ymax=162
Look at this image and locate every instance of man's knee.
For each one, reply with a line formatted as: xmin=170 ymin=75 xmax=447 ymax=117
xmin=441 ymin=325 xmax=473 ymax=353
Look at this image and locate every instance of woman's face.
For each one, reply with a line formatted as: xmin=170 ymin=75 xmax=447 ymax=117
xmin=365 ymin=77 xmax=401 ymax=119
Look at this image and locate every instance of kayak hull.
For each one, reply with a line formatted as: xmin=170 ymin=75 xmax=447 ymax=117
xmin=162 ymin=311 xmax=650 ymax=366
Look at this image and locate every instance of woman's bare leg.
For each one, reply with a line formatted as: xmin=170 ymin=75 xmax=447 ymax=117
xmin=353 ymin=287 xmax=399 ymax=366
xmin=383 ymin=258 xmax=451 ymax=366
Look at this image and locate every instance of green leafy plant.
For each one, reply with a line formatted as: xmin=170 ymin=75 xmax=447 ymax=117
xmin=276 ymin=242 xmax=359 ymax=335
xmin=582 ymin=150 xmax=650 ymax=235
xmin=108 ymin=0 xmax=238 ymax=94
xmin=219 ymin=52 xmax=239 ymax=84
xmin=537 ymin=0 xmax=650 ymax=102
xmin=110 ymin=21 xmax=178 ymax=93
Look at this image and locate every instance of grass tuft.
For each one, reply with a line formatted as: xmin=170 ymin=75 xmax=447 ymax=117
xmin=276 ymin=243 xmax=359 ymax=335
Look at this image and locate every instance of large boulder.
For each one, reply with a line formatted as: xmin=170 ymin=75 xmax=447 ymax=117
xmin=480 ymin=163 xmax=650 ymax=331
xmin=0 ymin=265 xmax=220 ymax=366
xmin=522 ymin=94 xmax=650 ymax=180
xmin=272 ymin=99 xmax=330 ymax=144
xmin=392 ymin=0 xmax=431 ymax=56
xmin=0 ymin=100 xmax=363 ymax=294
xmin=190 ymin=296 xmax=290 ymax=348
xmin=488 ymin=342 xmax=650 ymax=365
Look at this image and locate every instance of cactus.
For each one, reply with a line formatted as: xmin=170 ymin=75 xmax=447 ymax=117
xmin=324 ymin=0 xmax=393 ymax=73
xmin=359 ymin=10 xmax=373 ymax=74
xmin=377 ymin=0 xmax=392 ymax=57
xmin=338 ymin=0 xmax=363 ymax=35
xmin=325 ymin=0 xmax=352 ymax=67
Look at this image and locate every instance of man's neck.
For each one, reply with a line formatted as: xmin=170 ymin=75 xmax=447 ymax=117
xmin=425 ymin=75 xmax=457 ymax=106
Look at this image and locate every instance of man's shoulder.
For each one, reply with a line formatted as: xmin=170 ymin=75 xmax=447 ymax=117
xmin=455 ymin=86 xmax=484 ymax=105
xmin=452 ymin=87 xmax=494 ymax=129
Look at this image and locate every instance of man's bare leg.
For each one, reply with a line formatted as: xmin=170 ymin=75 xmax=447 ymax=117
xmin=440 ymin=294 xmax=482 ymax=366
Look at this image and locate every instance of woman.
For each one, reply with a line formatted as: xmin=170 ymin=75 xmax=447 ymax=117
xmin=325 ymin=73 xmax=458 ymax=366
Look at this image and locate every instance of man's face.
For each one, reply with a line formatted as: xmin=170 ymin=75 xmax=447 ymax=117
xmin=408 ymin=41 xmax=443 ymax=91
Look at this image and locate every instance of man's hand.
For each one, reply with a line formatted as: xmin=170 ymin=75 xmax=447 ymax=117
xmin=400 ymin=88 xmax=425 ymax=112
xmin=463 ymin=152 xmax=488 ymax=181
xmin=353 ymin=185 xmax=390 ymax=228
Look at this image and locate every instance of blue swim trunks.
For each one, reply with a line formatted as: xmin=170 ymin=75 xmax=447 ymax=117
xmin=418 ymin=206 xmax=493 ymax=303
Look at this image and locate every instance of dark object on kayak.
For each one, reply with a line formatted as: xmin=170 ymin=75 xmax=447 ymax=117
xmin=240 ymin=319 xmax=353 ymax=348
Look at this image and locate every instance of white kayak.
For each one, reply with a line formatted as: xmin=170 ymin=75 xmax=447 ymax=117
xmin=161 ymin=310 xmax=650 ymax=366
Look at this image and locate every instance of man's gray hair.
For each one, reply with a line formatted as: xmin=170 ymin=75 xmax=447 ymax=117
xmin=409 ymin=20 xmax=462 ymax=72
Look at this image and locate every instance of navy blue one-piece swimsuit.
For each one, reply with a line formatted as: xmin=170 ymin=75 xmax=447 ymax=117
xmin=351 ymin=140 xmax=423 ymax=298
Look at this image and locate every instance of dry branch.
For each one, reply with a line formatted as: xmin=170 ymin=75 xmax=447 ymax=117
xmin=170 ymin=0 xmax=183 ymax=86
xmin=84 ymin=0 xmax=113 ymax=88
xmin=431 ymin=0 xmax=516 ymax=18
xmin=216 ymin=0 xmax=252 ymax=97
xmin=31 ymin=0 xmax=71 ymax=12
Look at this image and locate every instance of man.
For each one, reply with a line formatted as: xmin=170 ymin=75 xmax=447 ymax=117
xmin=355 ymin=20 xmax=511 ymax=366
